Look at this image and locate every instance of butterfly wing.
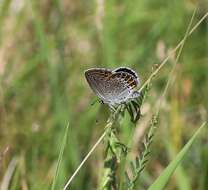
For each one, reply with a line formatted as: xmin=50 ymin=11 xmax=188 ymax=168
xmin=113 ymin=67 xmax=139 ymax=84
xmin=108 ymin=71 xmax=139 ymax=103
xmin=85 ymin=68 xmax=113 ymax=103
xmin=85 ymin=67 xmax=140 ymax=105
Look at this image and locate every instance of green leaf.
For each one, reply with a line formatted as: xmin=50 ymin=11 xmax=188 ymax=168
xmin=51 ymin=122 xmax=70 ymax=190
xmin=147 ymin=122 xmax=206 ymax=190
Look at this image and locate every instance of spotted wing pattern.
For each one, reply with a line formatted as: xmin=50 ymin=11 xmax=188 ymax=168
xmin=85 ymin=67 xmax=140 ymax=106
xmin=85 ymin=68 xmax=112 ymax=102
xmin=114 ymin=67 xmax=139 ymax=82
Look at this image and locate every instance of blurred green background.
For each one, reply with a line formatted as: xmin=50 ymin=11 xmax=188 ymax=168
xmin=0 ymin=0 xmax=208 ymax=190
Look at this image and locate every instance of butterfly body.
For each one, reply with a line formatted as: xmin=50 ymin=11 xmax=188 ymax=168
xmin=85 ymin=67 xmax=140 ymax=107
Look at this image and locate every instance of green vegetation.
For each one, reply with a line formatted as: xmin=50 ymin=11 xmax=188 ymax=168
xmin=0 ymin=1 xmax=207 ymax=190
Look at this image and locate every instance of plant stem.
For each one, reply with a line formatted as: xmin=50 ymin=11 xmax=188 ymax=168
xmin=63 ymin=123 xmax=111 ymax=190
xmin=100 ymin=107 xmax=127 ymax=190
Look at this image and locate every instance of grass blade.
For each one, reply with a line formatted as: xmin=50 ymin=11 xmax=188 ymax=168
xmin=147 ymin=122 xmax=206 ymax=190
xmin=51 ymin=122 xmax=70 ymax=190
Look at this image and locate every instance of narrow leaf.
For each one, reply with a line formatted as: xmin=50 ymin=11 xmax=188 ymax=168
xmin=147 ymin=122 xmax=206 ymax=190
xmin=51 ymin=122 xmax=70 ymax=190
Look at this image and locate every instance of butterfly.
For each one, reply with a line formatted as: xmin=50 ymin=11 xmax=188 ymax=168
xmin=85 ymin=67 xmax=140 ymax=109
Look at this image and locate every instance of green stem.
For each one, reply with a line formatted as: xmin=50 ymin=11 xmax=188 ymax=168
xmin=100 ymin=106 xmax=127 ymax=190
xmin=100 ymin=126 xmax=118 ymax=190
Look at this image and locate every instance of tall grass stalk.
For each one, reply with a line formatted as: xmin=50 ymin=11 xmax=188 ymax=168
xmin=156 ymin=7 xmax=197 ymax=116
xmin=138 ymin=11 xmax=208 ymax=94
xmin=125 ymin=8 xmax=197 ymax=190
xmin=126 ymin=115 xmax=158 ymax=190
xmin=63 ymin=122 xmax=112 ymax=190
xmin=62 ymin=10 xmax=208 ymax=190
